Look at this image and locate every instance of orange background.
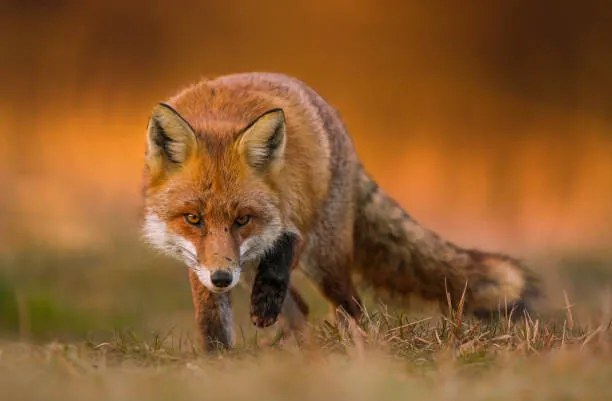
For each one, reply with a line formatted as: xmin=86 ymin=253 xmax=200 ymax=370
xmin=1 ymin=0 xmax=611 ymax=257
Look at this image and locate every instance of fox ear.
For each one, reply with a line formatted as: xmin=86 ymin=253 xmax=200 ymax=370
xmin=146 ymin=104 xmax=197 ymax=174
xmin=237 ymin=109 xmax=286 ymax=172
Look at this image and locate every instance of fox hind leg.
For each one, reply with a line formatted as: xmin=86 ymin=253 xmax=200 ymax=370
xmin=301 ymin=204 xmax=363 ymax=324
xmin=280 ymin=285 xmax=309 ymax=331
xmin=268 ymin=285 xmax=311 ymax=346
xmin=302 ymin=256 xmax=363 ymax=324
xmin=319 ymin=269 xmax=363 ymax=322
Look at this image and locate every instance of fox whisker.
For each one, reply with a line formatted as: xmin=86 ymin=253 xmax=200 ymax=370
xmin=176 ymin=244 xmax=198 ymax=266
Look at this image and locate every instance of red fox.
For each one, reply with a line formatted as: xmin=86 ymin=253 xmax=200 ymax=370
xmin=142 ymin=73 xmax=539 ymax=350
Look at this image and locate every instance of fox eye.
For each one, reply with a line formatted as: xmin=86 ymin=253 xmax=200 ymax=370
xmin=184 ymin=213 xmax=202 ymax=226
xmin=235 ymin=215 xmax=251 ymax=227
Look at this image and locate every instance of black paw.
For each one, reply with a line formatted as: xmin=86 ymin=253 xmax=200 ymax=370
xmin=250 ymin=287 xmax=285 ymax=328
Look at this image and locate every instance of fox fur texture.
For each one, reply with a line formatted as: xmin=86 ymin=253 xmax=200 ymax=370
xmin=142 ymin=72 xmax=539 ymax=350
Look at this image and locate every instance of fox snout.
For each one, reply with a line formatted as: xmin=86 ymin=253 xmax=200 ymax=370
xmin=210 ymin=270 xmax=233 ymax=288
xmin=189 ymin=231 xmax=243 ymax=292
xmin=194 ymin=265 xmax=241 ymax=293
xmin=195 ymin=240 xmax=241 ymax=292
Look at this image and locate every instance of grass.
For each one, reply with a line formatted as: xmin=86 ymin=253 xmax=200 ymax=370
xmin=0 ymin=310 xmax=610 ymax=401
xmin=0 ymin=241 xmax=611 ymax=400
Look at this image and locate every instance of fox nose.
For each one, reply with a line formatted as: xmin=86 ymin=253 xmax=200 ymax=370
xmin=210 ymin=270 xmax=233 ymax=288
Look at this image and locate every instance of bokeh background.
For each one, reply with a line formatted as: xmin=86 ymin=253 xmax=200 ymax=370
xmin=1 ymin=0 xmax=611 ymax=341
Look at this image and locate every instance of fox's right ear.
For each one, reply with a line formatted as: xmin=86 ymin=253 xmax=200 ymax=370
xmin=146 ymin=104 xmax=197 ymax=175
xmin=237 ymin=109 xmax=286 ymax=173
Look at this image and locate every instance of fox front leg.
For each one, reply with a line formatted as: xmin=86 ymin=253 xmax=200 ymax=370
xmin=250 ymin=232 xmax=301 ymax=328
xmin=188 ymin=270 xmax=233 ymax=351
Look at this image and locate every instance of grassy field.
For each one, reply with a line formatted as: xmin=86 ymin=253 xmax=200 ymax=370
xmin=1 ymin=241 xmax=611 ymax=400
xmin=1 ymin=310 xmax=610 ymax=401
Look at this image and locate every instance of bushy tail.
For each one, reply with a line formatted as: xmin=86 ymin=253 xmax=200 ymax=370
xmin=353 ymin=168 xmax=539 ymax=317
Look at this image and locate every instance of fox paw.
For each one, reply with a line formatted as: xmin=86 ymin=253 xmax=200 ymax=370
xmin=250 ymin=287 xmax=284 ymax=328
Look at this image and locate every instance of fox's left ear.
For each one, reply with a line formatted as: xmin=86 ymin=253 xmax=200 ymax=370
xmin=146 ymin=104 xmax=197 ymax=176
xmin=237 ymin=109 xmax=286 ymax=172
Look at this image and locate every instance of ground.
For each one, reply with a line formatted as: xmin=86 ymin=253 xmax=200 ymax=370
xmin=1 ymin=315 xmax=610 ymax=401
xmin=0 ymin=243 xmax=611 ymax=400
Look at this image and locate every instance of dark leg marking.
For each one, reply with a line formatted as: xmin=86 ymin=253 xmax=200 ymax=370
xmin=250 ymin=232 xmax=300 ymax=328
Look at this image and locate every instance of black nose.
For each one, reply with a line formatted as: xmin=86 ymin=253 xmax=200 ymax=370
xmin=210 ymin=270 xmax=233 ymax=288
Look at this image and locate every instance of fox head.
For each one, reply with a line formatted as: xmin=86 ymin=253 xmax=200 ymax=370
xmin=143 ymin=103 xmax=287 ymax=293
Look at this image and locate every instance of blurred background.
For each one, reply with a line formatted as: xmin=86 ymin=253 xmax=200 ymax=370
xmin=0 ymin=0 xmax=610 ymax=341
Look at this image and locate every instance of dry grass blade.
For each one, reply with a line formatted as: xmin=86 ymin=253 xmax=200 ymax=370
xmin=580 ymin=325 xmax=604 ymax=351
xmin=385 ymin=317 xmax=433 ymax=334
xmin=563 ymin=290 xmax=575 ymax=330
